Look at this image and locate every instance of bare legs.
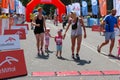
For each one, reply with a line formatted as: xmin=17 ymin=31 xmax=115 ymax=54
xmin=71 ymin=35 xmax=82 ymax=59
xmin=98 ymin=39 xmax=115 ymax=55
xmin=35 ymin=33 xmax=44 ymax=55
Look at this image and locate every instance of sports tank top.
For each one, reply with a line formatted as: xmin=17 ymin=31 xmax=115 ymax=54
xmin=35 ymin=16 xmax=44 ymax=33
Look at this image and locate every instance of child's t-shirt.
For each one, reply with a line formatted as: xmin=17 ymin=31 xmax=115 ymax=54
xmin=118 ymin=39 xmax=120 ymax=44
xmin=45 ymin=33 xmax=50 ymax=41
xmin=55 ymin=36 xmax=62 ymax=45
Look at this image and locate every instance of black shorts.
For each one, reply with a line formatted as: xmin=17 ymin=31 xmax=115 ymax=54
xmin=34 ymin=27 xmax=44 ymax=34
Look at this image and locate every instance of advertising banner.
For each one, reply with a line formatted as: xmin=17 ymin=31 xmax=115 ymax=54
xmin=72 ymin=3 xmax=81 ymax=16
xmin=98 ymin=0 xmax=107 ymax=16
xmin=4 ymin=29 xmax=26 ymax=39
xmin=2 ymin=18 xmax=9 ymax=30
xmin=0 ymin=49 xmax=27 ymax=79
xmin=11 ymin=26 xmax=28 ymax=34
xmin=91 ymin=0 xmax=98 ymax=15
xmin=113 ymin=0 xmax=120 ymax=16
xmin=16 ymin=24 xmax=29 ymax=30
xmin=82 ymin=1 xmax=88 ymax=16
xmin=0 ymin=35 xmax=20 ymax=50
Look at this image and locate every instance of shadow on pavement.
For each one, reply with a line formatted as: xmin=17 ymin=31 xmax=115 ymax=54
xmin=57 ymin=56 xmax=70 ymax=61
xmin=74 ymin=59 xmax=91 ymax=65
xmin=101 ymin=52 xmax=120 ymax=60
xmin=36 ymin=53 xmax=49 ymax=59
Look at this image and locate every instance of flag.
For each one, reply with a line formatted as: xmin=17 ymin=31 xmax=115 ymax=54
xmin=82 ymin=1 xmax=88 ymax=16
xmin=72 ymin=3 xmax=81 ymax=16
xmin=9 ymin=0 xmax=15 ymax=10
xmin=98 ymin=0 xmax=107 ymax=16
xmin=1 ymin=0 xmax=9 ymax=8
xmin=91 ymin=0 xmax=98 ymax=15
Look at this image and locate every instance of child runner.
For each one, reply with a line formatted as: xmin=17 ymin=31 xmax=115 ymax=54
xmin=117 ymin=39 xmax=120 ymax=58
xmin=45 ymin=27 xmax=54 ymax=53
xmin=55 ymin=29 xmax=64 ymax=58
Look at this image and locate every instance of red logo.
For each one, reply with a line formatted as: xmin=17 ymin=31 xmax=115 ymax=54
xmin=5 ymin=37 xmax=16 ymax=42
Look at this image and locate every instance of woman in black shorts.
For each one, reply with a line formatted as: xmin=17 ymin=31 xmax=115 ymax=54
xmin=32 ymin=7 xmax=46 ymax=55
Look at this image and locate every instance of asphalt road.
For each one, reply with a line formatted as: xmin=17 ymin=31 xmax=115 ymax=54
xmin=9 ymin=20 xmax=120 ymax=80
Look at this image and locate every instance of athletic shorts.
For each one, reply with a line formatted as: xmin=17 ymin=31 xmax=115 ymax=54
xmin=105 ymin=32 xmax=115 ymax=40
xmin=56 ymin=45 xmax=62 ymax=51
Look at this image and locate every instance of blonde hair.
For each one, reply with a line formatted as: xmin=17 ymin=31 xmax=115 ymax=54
xmin=71 ymin=12 xmax=77 ymax=18
xmin=37 ymin=7 xmax=42 ymax=12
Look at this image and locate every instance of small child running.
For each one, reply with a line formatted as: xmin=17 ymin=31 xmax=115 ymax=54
xmin=54 ymin=29 xmax=64 ymax=58
xmin=45 ymin=27 xmax=54 ymax=53
xmin=117 ymin=39 xmax=120 ymax=58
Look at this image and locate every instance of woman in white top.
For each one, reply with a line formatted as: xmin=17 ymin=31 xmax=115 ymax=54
xmin=64 ymin=12 xmax=87 ymax=60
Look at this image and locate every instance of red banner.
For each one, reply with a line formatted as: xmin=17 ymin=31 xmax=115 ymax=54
xmin=99 ymin=0 xmax=107 ymax=16
xmin=92 ymin=25 xmax=104 ymax=32
xmin=0 ymin=49 xmax=27 ymax=79
xmin=4 ymin=29 xmax=26 ymax=39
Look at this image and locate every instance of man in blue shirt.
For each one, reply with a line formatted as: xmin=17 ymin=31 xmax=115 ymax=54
xmin=97 ymin=9 xmax=119 ymax=56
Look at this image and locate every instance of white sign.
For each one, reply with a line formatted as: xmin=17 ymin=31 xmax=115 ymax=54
xmin=2 ymin=19 xmax=9 ymax=34
xmin=0 ymin=35 xmax=20 ymax=50
xmin=72 ymin=3 xmax=81 ymax=16
xmin=113 ymin=0 xmax=120 ymax=16
xmin=114 ymin=28 xmax=120 ymax=36
xmin=11 ymin=26 xmax=28 ymax=34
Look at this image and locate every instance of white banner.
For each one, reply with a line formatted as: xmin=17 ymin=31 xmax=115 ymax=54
xmin=72 ymin=3 xmax=81 ymax=16
xmin=113 ymin=0 xmax=120 ymax=16
xmin=2 ymin=19 xmax=9 ymax=34
xmin=0 ymin=35 xmax=20 ymax=50
xmin=11 ymin=26 xmax=28 ymax=34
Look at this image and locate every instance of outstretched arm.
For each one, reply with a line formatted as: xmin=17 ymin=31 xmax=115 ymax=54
xmin=63 ymin=19 xmax=71 ymax=39
xmin=80 ymin=17 xmax=86 ymax=38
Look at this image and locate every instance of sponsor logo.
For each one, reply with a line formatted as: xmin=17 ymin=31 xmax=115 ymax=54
xmin=0 ymin=56 xmax=19 ymax=66
xmin=15 ymin=31 xmax=23 ymax=35
xmin=5 ymin=37 xmax=16 ymax=42
xmin=82 ymin=1 xmax=87 ymax=7
xmin=0 ymin=66 xmax=16 ymax=74
xmin=92 ymin=0 xmax=97 ymax=5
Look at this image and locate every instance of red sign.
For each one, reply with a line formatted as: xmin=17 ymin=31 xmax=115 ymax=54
xmin=0 ymin=49 xmax=27 ymax=79
xmin=4 ymin=29 xmax=26 ymax=39
xmin=16 ymin=24 xmax=29 ymax=30
xmin=92 ymin=25 xmax=104 ymax=32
